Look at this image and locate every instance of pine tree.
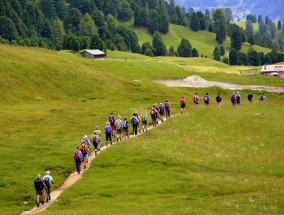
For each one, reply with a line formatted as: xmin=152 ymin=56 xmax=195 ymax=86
xmin=52 ymin=18 xmax=65 ymax=50
xmin=69 ymin=35 xmax=80 ymax=51
xmin=177 ymin=38 xmax=192 ymax=57
xmin=229 ymin=48 xmax=239 ymax=65
xmin=230 ymin=24 xmax=242 ymax=51
xmin=0 ymin=16 xmax=18 ymax=40
xmin=149 ymin=9 xmax=161 ymax=34
xmin=213 ymin=46 xmax=221 ymax=61
xmin=246 ymin=20 xmax=253 ymax=32
xmin=192 ymin=48 xmax=199 ymax=57
xmin=152 ymin=31 xmax=167 ymax=56
xmin=220 ymin=45 xmax=225 ymax=56
xmin=118 ymin=0 xmax=133 ymax=21
xmin=248 ymin=34 xmax=255 ymax=46
xmin=278 ymin=20 xmax=281 ymax=30
xmin=79 ymin=13 xmax=97 ymax=37
xmin=89 ymin=33 xmax=106 ymax=53
xmin=213 ymin=9 xmax=227 ymax=44
xmin=190 ymin=12 xmax=200 ymax=31
xmin=168 ymin=46 xmax=177 ymax=56
xmin=247 ymin=48 xmax=260 ymax=66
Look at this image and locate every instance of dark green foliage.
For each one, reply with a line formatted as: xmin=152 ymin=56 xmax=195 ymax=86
xmin=177 ymin=38 xmax=192 ymax=57
xmin=149 ymin=9 xmax=161 ymax=34
xmin=268 ymin=22 xmax=276 ymax=39
xmin=246 ymin=14 xmax=256 ymax=23
xmin=222 ymin=57 xmax=228 ymax=64
xmin=239 ymin=52 xmax=248 ymax=65
xmin=90 ymin=34 xmax=105 ymax=51
xmin=213 ymin=9 xmax=227 ymax=44
xmin=69 ymin=35 xmax=80 ymax=51
xmin=168 ymin=46 xmax=177 ymax=56
xmin=0 ymin=16 xmax=18 ymax=40
xmin=118 ymin=0 xmax=133 ymax=21
xmin=258 ymin=15 xmax=263 ymax=24
xmin=213 ymin=46 xmax=221 ymax=61
xmin=246 ymin=20 xmax=253 ymax=32
xmin=230 ymin=24 xmax=242 ymax=51
xmin=220 ymin=45 xmax=225 ymax=56
xmin=229 ymin=48 xmax=239 ymax=65
xmin=248 ymin=34 xmax=255 ymax=46
xmin=208 ymin=24 xmax=213 ymax=32
xmin=152 ymin=32 xmax=167 ymax=56
xmin=41 ymin=19 xmax=53 ymax=38
xmin=52 ymin=18 xmax=65 ymax=50
xmin=247 ymin=48 xmax=260 ymax=66
xmin=92 ymin=10 xmax=106 ymax=28
xmin=277 ymin=20 xmax=281 ymax=30
xmin=192 ymin=48 xmax=199 ymax=57
xmin=259 ymin=22 xmax=267 ymax=35
xmin=79 ymin=13 xmax=97 ymax=37
xmin=190 ymin=12 xmax=200 ymax=31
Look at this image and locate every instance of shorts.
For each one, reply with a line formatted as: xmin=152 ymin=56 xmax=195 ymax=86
xmin=116 ymin=128 xmax=122 ymax=134
xmin=83 ymin=153 xmax=88 ymax=161
xmin=181 ymin=104 xmax=185 ymax=108
xmin=36 ymin=189 xmax=44 ymax=195
xmin=123 ymin=127 xmax=128 ymax=135
xmin=159 ymin=112 xmax=164 ymax=116
xmin=106 ymin=133 xmax=112 ymax=141
xmin=142 ymin=120 xmax=147 ymax=126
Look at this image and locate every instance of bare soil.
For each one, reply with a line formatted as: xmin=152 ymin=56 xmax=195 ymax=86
xmin=157 ymin=75 xmax=284 ymax=93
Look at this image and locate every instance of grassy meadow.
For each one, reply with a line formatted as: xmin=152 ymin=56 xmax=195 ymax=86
xmin=0 ymin=44 xmax=283 ymax=214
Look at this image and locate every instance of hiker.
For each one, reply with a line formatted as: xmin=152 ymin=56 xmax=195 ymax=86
xmin=259 ymin=93 xmax=266 ymax=102
xmin=82 ymin=135 xmax=90 ymax=149
xmin=34 ymin=174 xmax=46 ymax=207
xmin=94 ymin=126 xmax=102 ymax=151
xmin=42 ymin=170 xmax=54 ymax=203
xmin=135 ymin=113 xmax=141 ymax=134
xmin=141 ymin=110 xmax=148 ymax=132
xmin=154 ymin=103 xmax=159 ymax=124
xmin=164 ymin=99 xmax=170 ymax=119
xmin=236 ymin=92 xmax=241 ymax=105
xmin=115 ymin=115 xmax=123 ymax=142
xmin=122 ymin=118 xmax=129 ymax=139
xmin=150 ymin=105 xmax=157 ymax=127
xmin=131 ymin=113 xmax=138 ymax=135
xmin=74 ymin=146 xmax=83 ymax=174
xmin=230 ymin=92 xmax=237 ymax=106
xmin=193 ymin=93 xmax=199 ymax=105
xmin=158 ymin=103 xmax=165 ymax=122
xmin=109 ymin=113 xmax=116 ymax=137
xmin=81 ymin=142 xmax=89 ymax=169
xmin=105 ymin=121 xmax=113 ymax=146
xmin=247 ymin=93 xmax=254 ymax=103
xmin=204 ymin=93 xmax=210 ymax=106
xmin=180 ymin=96 xmax=186 ymax=114
xmin=91 ymin=131 xmax=100 ymax=155
xmin=216 ymin=93 xmax=222 ymax=108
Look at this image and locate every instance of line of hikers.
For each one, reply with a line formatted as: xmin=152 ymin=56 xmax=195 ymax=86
xmin=73 ymin=99 xmax=171 ymax=175
xmin=180 ymin=91 xmax=267 ymax=111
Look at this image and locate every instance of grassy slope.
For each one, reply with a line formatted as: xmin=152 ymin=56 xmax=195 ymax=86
xmin=0 ymin=44 xmax=283 ymax=214
xmin=128 ymin=23 xmax=272 ymax=58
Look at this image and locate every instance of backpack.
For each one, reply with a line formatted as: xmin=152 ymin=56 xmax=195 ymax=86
xmin=123 ymin=121 xmax=128 ymax=128
xmin=164 ymin=102 xmax=169 ymax=110
xmin=236 ymin=94 xmax=241 ymax=99
xmin=141 ymin=114 xmax=147 ymax=121
xmin=204 ymin=95 xmax=209 ymax=102
xmin=74 ymin=150 xmax=80 ymax=160
xmin=34 ymin=179 xmax=44 ymax=190
xmin=43 ymin=177 xmax=50 ymax=188
xmin=131 ymin=116 xmax=137 ymax=125
xmin=116 ymin=120 xmax=122 ymax=129
xmin=180 ymin=98 xmax=185 ymax=104
xmin=92 ymin=135 xmax=97 ymax=143
xmin=81 ymin=144 xmax=87 ymax=155
xmin=159 ymin=106 xmax=164 ymax=113
xmin=216 ymin=95 xmax=222 ymax=102
xmin=105 ymin=125 xmax=111 ymax=133
xmin=231 ymin=95 xmax=236 ymax=102
xmin=150 ymin=108 xmax=156 ymax=115
xmin=193 ymin=96 xmax=198 ymax=103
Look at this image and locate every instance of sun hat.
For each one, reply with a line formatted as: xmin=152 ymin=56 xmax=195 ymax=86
xmin=46 ymin=170 xmax=50 ymax=175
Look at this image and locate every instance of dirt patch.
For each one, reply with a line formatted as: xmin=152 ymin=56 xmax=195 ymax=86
xmin=157 ymin=75 xmax=284 ymax=93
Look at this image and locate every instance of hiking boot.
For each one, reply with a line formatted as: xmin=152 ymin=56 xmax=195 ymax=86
xmin=36 ymin=202 xmax=40 ymax=207
xmin=41 ymin=201 xmax=44 ymax=206
xmin=117 ymin=138 xmax=119 ymax=142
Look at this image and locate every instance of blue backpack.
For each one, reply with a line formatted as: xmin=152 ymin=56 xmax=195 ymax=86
xmin=131 ymin=116 xmax=137 ymax=125
xmin=105 ymin=126 xmax=111 ymax=133
xmin=231 ymin=95 xmax=236 ymax=102
xmin=159 ymin=106 xmax=164 ymax=113
xmin=164 ymin=102 xmax=169 ymax=110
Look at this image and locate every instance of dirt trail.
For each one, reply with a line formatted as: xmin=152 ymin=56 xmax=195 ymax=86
xmin=21 ymin=117 xmax=171 ymax=214
xmin=157 ymin=76 xmax=284 ymax=93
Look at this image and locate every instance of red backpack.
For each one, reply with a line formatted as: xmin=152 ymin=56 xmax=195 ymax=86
xmin=180 ymin=98 xmax=185 ymax=104
xmin=81 ymin=144 xmax=87 ymax=155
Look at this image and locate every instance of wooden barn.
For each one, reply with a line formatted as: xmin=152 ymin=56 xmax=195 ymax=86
xmin=79 ymin=49 xmax=106 ymax=59
xmin=261 ymin=65 xmax=284 ymax=77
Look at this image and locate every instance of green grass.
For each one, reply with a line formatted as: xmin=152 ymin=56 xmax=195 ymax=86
xmin=0 ymin=44 xmax=283 ymax=214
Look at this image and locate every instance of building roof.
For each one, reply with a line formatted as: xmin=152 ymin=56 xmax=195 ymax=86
xmin=80 ymin=49 xmax=105 ymax=55
xmin=261 ymin=65 xmax=284 ymax=73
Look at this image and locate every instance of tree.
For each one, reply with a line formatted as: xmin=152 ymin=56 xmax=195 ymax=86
xmin=213 ymin=46 xmax=221 ymax=61
xmin=89 ymin=34 xmax=106 ymax=53
xmin=142 ymin=42 xmax=152 ymax=55
xmin=79 ymin=13 xmax=97 ymax=37
xmin=41 ymin=19 xmax=52 ymax=38
xmin=239 ymin=52 xmax=248 ymax=65
xmin=246 ymin=20 xmax=253 ymax=32
xmin=265 ymin=16 xmax=270 ymax=25
xmin=259 ymin=22 xmax=267 ymax=35
xmin=148 ymin=9 xmax=161 ymax=34
xmin=52 ymin=18 xmax=65 ymax=50
xmin=152 ymin=31 xmax=167 ymax=56
xmin=278 ymin=20 xmax=281 ymax=30
xmin=190 ymin=12 xmax=200 ymax=31
xmin=177 ymin=38 xmax=192 ymax=57
xmin=208 ymin=24 xmax=213 ymax=32
xmin=92 ymin=10 xmax=105 ymax=28
xmin=247 ymin=48 xmax=260 ymax=66
xmin=258 ymin=15 xmax=263 ymax=24
xmin=213 ymin=9 xmax=227 ymax=44
xmin=69 ymin=35 xmax=80 ymax=51
xmin=268 ymin=22 xmax=276 ymax=39
xmin=220 ymin=45 xmax=225 ymax=56
xmin=118 ymin=0 xmax=133 ymax=21
xmin=0 ymin=16 xmax=18 ymax=40
xmin=223 ymin=8 xmax=233 ymax=23
xmin=168 ymin=46 xmax=177 ymax=56
xmin=39 ymin=0 xmax=56 ymax=19
xmin=229 ymin=48 xmax=239 ymax=65
xmin=248 ymin=34 xmax=255 ymax=46
xmin=230 ymin=24 xmax=242 ymax=51
xmin=192 ymin=48 xmax=199 ymax=57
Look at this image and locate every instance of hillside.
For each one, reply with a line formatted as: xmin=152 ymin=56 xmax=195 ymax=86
xmin=0 ymin=44 xmax=284 ymax=214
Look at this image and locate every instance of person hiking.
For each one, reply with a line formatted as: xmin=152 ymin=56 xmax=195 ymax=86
xmin=236 ymin=92 xmax=241 ymax=105
xmin=141 ymin=110 xmax=148 ymax=132
xmin=115 ymin=115 xmax=123 ymax=142
xmin=193 ymin=93 xmax=199 ymax=105
xmin=81 ymin=142 xmax=89 ymax=169
xmin=204 ymin=93 xmax=210 ymax=106
xmin=105 ymin=121 xmax=113 ymax=146
xmin=231 ymin=92 xmax=237 ymax=107
xmin=150 ymin=105 xmax=157 ymax=127
xmin=216 ymin=93 xmax=222 ymax=108
xmin=109 ymin=113 xmax=116 ymax=137
xmin=91 ymin=131 xmax=100 ymax=155
xmin=131 ymin=113 xmax=138 ymax=135
xmin=154 ymin=103 xmax=159 ymax=125
xmin=135 ymin=113 xmax=141 ymax=134
xmin=94 ymin=126 xmax=102 ymax=151
xmin=164 ymin=99 xmax=170 ymax=119
xmin=247 ymin=93 xmax=254 ymax=103
xmin=42 ymin=170 xmax=54 ymax=203
xmin=259 ymin=92 xmax=266 ymax=102
xmin=122 ymin=118 xmax=129 ymax=139
xmin=180 ymin=96 xmax=186 ymax=114
xmin=34 ymin=174 xmax=47 ymax=207
xmin=82 ymin=135 xmax=90 ymax=149
xmin=158 ymin=103 xmax=165 ymax=122
xmin=74 ymin=146 xmax=83 ymax=174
